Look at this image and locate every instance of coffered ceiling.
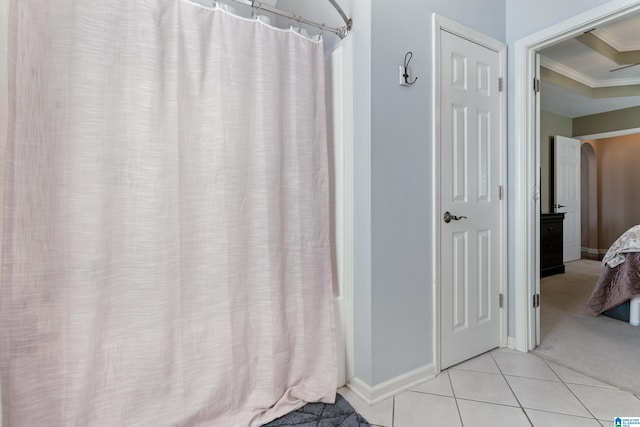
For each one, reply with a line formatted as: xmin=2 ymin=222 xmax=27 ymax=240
xmin=539 ymin=10 xmax=640 ymax=118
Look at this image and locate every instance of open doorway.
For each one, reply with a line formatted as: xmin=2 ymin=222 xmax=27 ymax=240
xmin=535 ymin=129 xmax=640 ymax=392
xmin=516 ymin=9 xmax=640 ymax=390
xmin=513 ymin=1 xmax=640 ymax=353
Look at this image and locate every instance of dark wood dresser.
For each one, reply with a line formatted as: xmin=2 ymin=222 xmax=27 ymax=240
xmin=540 ymin=213 xmax=565 ymax=277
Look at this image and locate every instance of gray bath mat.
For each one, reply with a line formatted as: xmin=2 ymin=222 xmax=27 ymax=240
xmin=263 ymin=393 xmax=371 ymax=427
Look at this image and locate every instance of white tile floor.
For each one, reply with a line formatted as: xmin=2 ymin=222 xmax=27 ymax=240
xmin=339 ymin=348 xmax=640 ymax=427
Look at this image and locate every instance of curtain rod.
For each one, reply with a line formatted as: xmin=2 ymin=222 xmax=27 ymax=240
xmin=228 ymin=0 xmax=351 ymax=39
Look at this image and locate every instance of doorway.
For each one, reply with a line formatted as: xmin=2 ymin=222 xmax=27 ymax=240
xmin=513 ymin=1 xmax=640 ymax=352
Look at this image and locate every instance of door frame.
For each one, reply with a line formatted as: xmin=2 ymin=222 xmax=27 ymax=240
xmin=513 ymin=0 xmax=640 ymax=352
xmin=432 ymin=14 xmax=508 ymax=374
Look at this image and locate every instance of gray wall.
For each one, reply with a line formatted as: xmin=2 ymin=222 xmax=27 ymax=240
xmin=368 ymin=0 xmax=504 ymax=385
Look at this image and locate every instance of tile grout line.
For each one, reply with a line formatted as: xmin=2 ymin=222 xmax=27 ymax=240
xmin=449 ymin=367 xmax=505 ymax=376
xmin=453 ymin=396 xmax=527 ymax=409
xmin=405 ymin=389 xmax=452 ymax=399
xmin=542 ymin=358 xmax=600 ymax=421
xmin=446 ymin=369 xmax=465 ymax=426
xmin=522 ymin=407 xmax=607 ymax=421
xmin=543 ymin=359 xmax=622 ymax=390
xmin=489 ymin=351 xmax=534 ymax=426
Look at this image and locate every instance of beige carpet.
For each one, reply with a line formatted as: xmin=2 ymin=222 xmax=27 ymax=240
xmin=533 ymin=259 xmax=640 ymax=394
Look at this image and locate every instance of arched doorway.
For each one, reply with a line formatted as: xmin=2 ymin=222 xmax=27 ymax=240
xmin=580 ymin=142 xmax=598 ymax=260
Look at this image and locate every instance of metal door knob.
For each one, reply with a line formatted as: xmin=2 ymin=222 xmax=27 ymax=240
xmin=443 ymin=211 xmax=467 ymax=223
xmin=552 ymin=204 xmax=566 ymax=208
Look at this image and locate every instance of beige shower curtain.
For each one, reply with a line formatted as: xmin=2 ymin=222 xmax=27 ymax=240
xmin=0 ymin=1 xmax=336 ymax=425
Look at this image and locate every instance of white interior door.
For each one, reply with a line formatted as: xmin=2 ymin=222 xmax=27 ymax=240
xmin=440 ymin=29 xmax=503 ymax=369
xmin=554 ymin=135 xmax=581 ymax=262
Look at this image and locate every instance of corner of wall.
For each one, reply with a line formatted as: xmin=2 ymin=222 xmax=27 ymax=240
xmin=346 ymin=362 xmax=435 ymax=405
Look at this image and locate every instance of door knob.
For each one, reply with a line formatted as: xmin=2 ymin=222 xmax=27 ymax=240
xmin=552 ymin=204 xmax=566 ymax=208
xmin=443 ymin=211 xmax=467 ymax=223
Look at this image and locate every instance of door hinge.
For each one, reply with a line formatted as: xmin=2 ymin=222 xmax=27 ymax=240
xmin=532 ymin=293 xmax=540 ymax=308
xmin=499 ymin=185 xmax=504 ymax=200
xmin=499 ymin=293 xmax=504 ymax=308
xmin=498 ymin=77 xmax=504 ymax=92
xmin=533 ymin=78 xmax=540 ymax=93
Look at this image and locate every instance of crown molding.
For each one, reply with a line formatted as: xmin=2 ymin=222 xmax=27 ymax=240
xmin=540 ymin=55 xmax=640 ymax=88
xmin=593 ymin=27 xmax=640 ymax=52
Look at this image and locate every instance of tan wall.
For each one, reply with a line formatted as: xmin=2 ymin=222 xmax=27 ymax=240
xmin=540 ymin=110 xmax=572 ymax=213
xmin=587 ymin=134 xmax=640 ymax=251
xmin=580 ymin=142 xmax=598 ymax=257
xmin=542 ymin=107 xmax=640 ymax=255
xmin=573 ymin=106 xmax=640 ymax=137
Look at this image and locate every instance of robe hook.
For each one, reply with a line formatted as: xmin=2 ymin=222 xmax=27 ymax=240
xmin=402 ymin=51 xmax=418 ymax=85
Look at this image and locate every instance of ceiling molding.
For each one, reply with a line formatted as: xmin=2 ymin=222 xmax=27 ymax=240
xmin=593 ymin=27 xmax=640 ymax=52
xmin=541 ymin=67 xmax=591 ymax=97
xmin=540 ymin=56 xmax=640 ymax=87
xmin=540 ymin=56 xmax=593 ymax=87
xmin=575 ymin=126 xmax=640 ymax=140
xmin=576 ymin=32 xmax=640 ymax=65
xmin=540 ymin=66 xmax=640 ymax=98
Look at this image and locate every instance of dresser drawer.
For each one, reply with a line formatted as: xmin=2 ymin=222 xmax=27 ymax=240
xmin=540 ymin=213 xmax=565 ymax=277
xmin=541 ymin=253 xmax=562 ymax=269
xmin=541 ymin=222 xmax=562 ymax=239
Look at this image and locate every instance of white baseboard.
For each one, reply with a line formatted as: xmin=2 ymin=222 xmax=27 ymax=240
xmin=507 ymin=336 xmax=516 ymax=349
xmin=581 ymin=247 xmax=607 ymax=256
xmin=345 ymin=363 xmax=435 ymax=405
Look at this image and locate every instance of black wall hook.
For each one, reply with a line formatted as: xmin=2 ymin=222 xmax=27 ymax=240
xmin=402 ymin=52 xmax=418 ymax=85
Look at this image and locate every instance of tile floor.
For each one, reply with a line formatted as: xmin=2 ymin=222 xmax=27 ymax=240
xmin=339 ymin=348 xmax=640 ymax=426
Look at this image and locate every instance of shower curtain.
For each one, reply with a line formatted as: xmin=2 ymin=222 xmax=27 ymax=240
xmin=0 ymin=1 xmax=336 ymax=426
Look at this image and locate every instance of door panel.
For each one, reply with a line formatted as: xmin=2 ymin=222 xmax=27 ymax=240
xmin=440 ymin=30 xmax=501 ymax=369
xmin=554 ymin=135 xmax=581 ymax=262
xmin=478 ymin=229 xmax=490 ymax=323
xmin=452 ymin=231 xmax=468 ymax=332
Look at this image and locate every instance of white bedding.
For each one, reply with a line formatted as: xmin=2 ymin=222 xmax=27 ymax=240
xmin=602 ymin=225 xmax=640 ymax=268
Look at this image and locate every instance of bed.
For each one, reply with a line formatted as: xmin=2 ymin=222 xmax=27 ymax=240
xmin=586 ymin=225 xmax=640 ymax=325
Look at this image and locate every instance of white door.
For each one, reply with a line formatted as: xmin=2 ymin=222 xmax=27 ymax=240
xmin=440 ymin=30 xmax=503 ymax=369
xmin=554 ymin=136 xmax=581 ymax=262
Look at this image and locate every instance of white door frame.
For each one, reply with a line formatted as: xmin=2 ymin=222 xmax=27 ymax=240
xmin=513 ymin=0 xmax=640 ymax=352
xmin=432 ymin=13 xmax=508 ymax=373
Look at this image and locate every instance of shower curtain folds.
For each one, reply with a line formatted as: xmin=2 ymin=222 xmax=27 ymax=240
xmin=0 ymin=1 xmax=336 ymax=426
